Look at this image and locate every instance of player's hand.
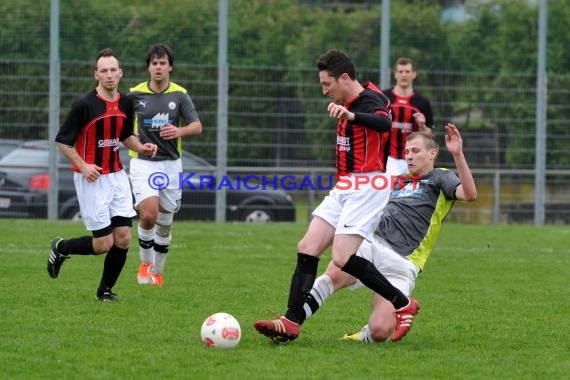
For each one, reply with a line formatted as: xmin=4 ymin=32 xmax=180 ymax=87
xmin=444 ymin=123 xmax=463 ymax=155
xmin=327 ymin=102 xmax=354 ymax=121
xmin=413 ymin=112 xmax=426 ymax=127
xmin=159 ymin=124 xmax=180 ymax=140
xmin=140 ymin=143 xmax=158 ymax=158
xmin=81 ymin=164 xmax=102 ymax=182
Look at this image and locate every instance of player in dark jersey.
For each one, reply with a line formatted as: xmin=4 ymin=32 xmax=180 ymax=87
xmin=47 ymin=48 xmax=157 ymax=302
xmin=255 ymin=49 xmax=406 ymax=343
xmin=128 ymin=43 xmax=203 ymax=286
xmin=293 ymin=124 xmax=477 ymax=343
xmin=383 ymin=57 xmax=434 ymax=176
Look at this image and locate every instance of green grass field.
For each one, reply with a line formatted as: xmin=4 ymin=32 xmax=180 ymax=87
xmin=1 ymin=220 xmax=569 ymax=379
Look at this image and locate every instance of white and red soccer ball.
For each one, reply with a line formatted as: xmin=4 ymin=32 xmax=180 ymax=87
xmin=200 ymin=312 xmax=241 ymax=349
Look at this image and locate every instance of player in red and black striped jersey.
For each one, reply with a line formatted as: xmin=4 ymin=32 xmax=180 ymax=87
xmin=55 ymin=89 xmax=134 ymax=174
xmin=383 ymin=57 xmax=434 ymax=177
xmin=48 ymin=48 xmax=157 ymax=302
xmin=255 ymin=49 xmax=413 ymax=343
xmin=333 ymin=80 xmax=392 ymax=174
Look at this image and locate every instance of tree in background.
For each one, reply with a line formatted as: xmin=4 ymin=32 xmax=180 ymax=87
xmin=2 ymin=0 xmax=570 ymax=168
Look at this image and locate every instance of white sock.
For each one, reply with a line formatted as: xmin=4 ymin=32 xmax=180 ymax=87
xmin=152 ymin=252 xmax=167 ymax=274
xmin=152 ymin=233 xmax=171 ymax=274
xmin=360 ymin=325 xmax=373 ymax=343
xmin=138 ymin=225 xmax=155 ymax=265
xmin=303 ymin=274 xmax=334 ymax=319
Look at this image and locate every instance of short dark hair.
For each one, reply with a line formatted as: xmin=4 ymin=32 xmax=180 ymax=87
xmin=95 ymin=48 xmax=119 ymax=65
xmin=315 ymin=49 xmax=356 ymax=80
xmin=146 ymin=43 xmax=174 ymax=67
xmin=394 ymin=57 xmax=416 ymax=71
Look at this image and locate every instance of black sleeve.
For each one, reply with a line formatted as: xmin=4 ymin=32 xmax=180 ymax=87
xmin=119 ymin=95 xmax=135 ymax=141
xmin=55 ymin=98 xmax=84 ymax=146
xmin=353 ymin=112 xmax=392 ymax=132
xmin=423 ymin=99 xmax=434 ymax=129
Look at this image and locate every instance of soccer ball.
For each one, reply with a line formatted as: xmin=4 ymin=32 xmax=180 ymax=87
xmin=200 ymin=312 xmax=241 ymax=349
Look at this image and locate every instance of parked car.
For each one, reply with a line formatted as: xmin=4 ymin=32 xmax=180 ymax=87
xmin=0 ymin=138 xmax=22 ymax=159
xmin=0 ymin=140 xmax=296 ymax=222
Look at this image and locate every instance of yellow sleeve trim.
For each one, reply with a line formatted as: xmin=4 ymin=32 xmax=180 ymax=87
xmin=407 ymin=192 xmax=454 ymax=270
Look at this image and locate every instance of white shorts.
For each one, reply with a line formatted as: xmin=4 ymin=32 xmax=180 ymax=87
xmin=348 ymin=235 xmax=420 ymax=296
xmin=129 ymin=158 xmax=182 ymax=213
xmin=312 ymin=171 xmax=391 ymax=242
xmin=74 ymin=170 xmax=136 ymax=232
xmin=386 ymin=156 xmax=408 ymax=178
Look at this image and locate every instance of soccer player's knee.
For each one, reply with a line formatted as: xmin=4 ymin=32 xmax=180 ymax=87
xmin=114 ymin=235 xmax=131 ymax=249
xmin=297 ymin=234 xmax=331 ymax=255
xmin=112 ymin=227 xmax=131 ymax=246
xmin=93 ymin=237 xmax=114 ymax=254
xmin=156 ymin=212 xmax=173 ymax=238
xmin=299 ymin=241 xmax=331 ymax=257
xmin=331 ymin=255 xmax=349 ymax=270
xmin=368 ymin=323 xmax=392 ymax=343
xmin=139 ymin=210 xmax=157 ymax=225
xmin=109 ymin=233 xmax=130 ymax=250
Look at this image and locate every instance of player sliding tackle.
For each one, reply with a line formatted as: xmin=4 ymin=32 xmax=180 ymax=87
xmin=254 ymin=123 xmax=477 ymax=343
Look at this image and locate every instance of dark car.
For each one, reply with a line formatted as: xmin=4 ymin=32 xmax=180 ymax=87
xmin=0 ymin=140 xmax=296 ymax=222
xmin=0 ymin=140 xmax=78 ymax=218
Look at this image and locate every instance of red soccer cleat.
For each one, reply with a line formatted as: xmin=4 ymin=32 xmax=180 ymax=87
xmin=148 ymin=273 xmax=164 ymax=286
xmin=391 ymin=297 xmax=420 ymax=342
xmin=137 ymin=262 xmax=152 ymax=285
xmin=253 ymin=316 xmax=300 ymax=343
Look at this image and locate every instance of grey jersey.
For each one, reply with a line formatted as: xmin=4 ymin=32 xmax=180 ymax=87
xmin=377 ymin=168 xmax=460 ymax=270
xmin=128 ymin=81 xmax=200 ymax=160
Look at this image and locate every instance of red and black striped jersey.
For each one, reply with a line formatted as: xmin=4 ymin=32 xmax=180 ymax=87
xmin=383 ymin=88 xmax=434 ymax=160
xmin=336 ymin=82 xmax=392 ymax=174
xmin=56 ymin=89 xmax=134 ymax=174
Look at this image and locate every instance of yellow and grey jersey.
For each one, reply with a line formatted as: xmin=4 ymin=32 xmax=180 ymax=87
xmin=376 ymin=168 xmax=460 ymax=270
xmin=128 ymin=81 xmax=200 ymax=161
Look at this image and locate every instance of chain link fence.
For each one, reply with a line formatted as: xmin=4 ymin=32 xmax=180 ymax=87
xmin=1 ymin=0 xmax=569 ymax=223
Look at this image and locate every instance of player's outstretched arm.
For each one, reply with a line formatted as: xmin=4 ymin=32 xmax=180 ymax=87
xmin=445 ymin=123 xmax=477 ymax=202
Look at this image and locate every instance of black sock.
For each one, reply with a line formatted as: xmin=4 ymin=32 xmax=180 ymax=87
xmin=97 ymin=245 xmax=128 ymax=297
xmin=57 ymin=236 xmax=95 ymax=255
xmin=284 ymin=253 xmax=319 ymax=324
xmin=342 ymin=254 xmax=409 ymax=309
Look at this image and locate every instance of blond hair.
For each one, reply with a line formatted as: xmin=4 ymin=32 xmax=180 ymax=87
xmin=407 ymin=132 xmax=439 ymax=155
